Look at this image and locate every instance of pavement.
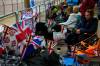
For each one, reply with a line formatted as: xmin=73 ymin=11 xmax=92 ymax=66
xmin=0 ymin=14 xmax=16 ymax=26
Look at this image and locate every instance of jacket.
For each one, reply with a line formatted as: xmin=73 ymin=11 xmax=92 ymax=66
xmin=75 ymin=17 xmax=98 ymax=34
xmin=60 ymin=12 xmax=81 ymax=29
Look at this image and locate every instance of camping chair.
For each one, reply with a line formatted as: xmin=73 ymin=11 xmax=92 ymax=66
xmin=72 ymin=33 xmax=100 ymax=66
xmin=86 ymin=39 xmax=100 ymax=66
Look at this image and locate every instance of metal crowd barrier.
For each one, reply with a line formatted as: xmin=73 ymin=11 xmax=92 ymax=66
xmin=0 ymin=0 xmax=24 ymax=16
xmin=0 ymin=0 xmax=64 ymax=24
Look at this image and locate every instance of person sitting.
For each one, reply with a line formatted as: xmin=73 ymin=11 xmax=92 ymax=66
xmin=47 ymin=51 xmax=62 ymax=66
xmin=35 ymin=22 xmax=48 ymax=39
xmin=97 ymin=0 xmax=100 ymax=20
xmin=51 ymin=6 xmax=59 ymax=20
xmin=60 ymin=6 xmax=81 ymax=31
xmin=60 ymin=10 xmax=68 ymax=22
xmin=66 ymin=6 xmax=72 ymax=18
xmin=65 ymin=9 xmax=98 ymax=53
xmin=75 ymin=9 xmax=98 ymax=40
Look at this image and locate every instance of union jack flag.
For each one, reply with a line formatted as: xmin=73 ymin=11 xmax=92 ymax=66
xmin=47 ymin=41 xmax=57 ymax=54
xmin=30 ymin=36 xmax=45 ymax=49
xmin=11 ymin=20 xmax=32 ymax=43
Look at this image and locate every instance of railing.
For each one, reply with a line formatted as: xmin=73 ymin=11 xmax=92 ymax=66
xmin=0 ymin=0 xmax=64 ymax=24
xmin=0 ymin=0 xmax=24 ymax=17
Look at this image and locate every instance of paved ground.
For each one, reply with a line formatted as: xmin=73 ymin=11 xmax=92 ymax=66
xmin=0 ymin=14 xmax=16 ymax=26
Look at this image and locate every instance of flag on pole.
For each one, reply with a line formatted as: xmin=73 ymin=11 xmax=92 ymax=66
xmin=48 ymin=19 xmax=52 ymax=27
xmin=61 ymin=25 xmax=64 ymax=33
xmin=31 ymin=36 xmax=46 ymax=49
xmin=48 ymin=41 xmax=57 ymax=54
xmin=1 ymin=25 xmax=17 ymax=50
xmin=21 ymin=35 xmax=33 ymax=60
xmin=22 ymin=44 xmax=36 ymax=61
xmin=48 ymin=41 xmax=53 ymax=54
xmin=0 ymin=45 xmax=4 ymax=56
xmin=3 ymin=25 xmax=9 ymax=39
xmin=12 ymin=20 xmax=32 ymax=43
xmin=15 ymin=32 xmax=26 ymax=43
xmin=15 ymin=28 xmax=32 ymax=43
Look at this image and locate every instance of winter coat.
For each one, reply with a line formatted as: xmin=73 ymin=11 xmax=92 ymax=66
xmin=75 ymin=17 xmax=98 ymax=34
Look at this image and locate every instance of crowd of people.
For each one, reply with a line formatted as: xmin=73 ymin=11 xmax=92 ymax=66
xmin=0 ymin=0 xmax=100 ymax=66
xmin=33 ymin=0 xmax=100 ymax=65
xmin=44 ymin=0 xmax=99 ymax=57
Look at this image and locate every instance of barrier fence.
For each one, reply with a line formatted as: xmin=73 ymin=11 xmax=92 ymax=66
xmin=0 ymin=0 xmax=24 ymax=16
xmin=0 ymin=0 xmax=64 ymax=24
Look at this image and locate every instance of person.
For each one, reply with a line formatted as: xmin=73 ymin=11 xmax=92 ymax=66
xmin=80 ymin=0 xmax=96 ymax=16
xmin=66 ymin=6 xmax=72 ymax=17
xmin=97 ymin=0 xmax=100 ymax=20
xmin=47 ymin=51 xmax=62 ymax=66
xmin=60 ymin=6 xmax=81 ymax=31
xmin=65 ymin=9 xmax=98 ymax=53
xmin=22 ymin=8 xmax=33 ymax=20
xmin=51 ymin=6 xmax=58 ymax=20
xmin=35 ymin=22 xmax=48 ymax=39
xmin=60 ymin=10 xmax=68 ymax=22
xmin=75 ymin=9 xmax=98 ymax=36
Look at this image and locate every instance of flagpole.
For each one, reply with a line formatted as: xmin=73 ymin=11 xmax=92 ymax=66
xmin=21 ymin=34 xmax=32 ymax=60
